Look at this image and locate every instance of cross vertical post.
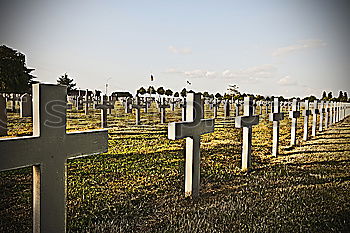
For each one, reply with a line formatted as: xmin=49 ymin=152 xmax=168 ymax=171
xmin=235 ymin=96 xmax=259 ymax=170
xmin=269 ymin=97 xmax=284 ymax=156
xmin=311 ymin=100 xmax=320 ymax=137
xmin=302 ymin=100 xmax=311 ymax=141
xmin=324 ymin=101 xmax=329 ymax=129
xmin=224 ymin=99 xmax=230 ymax=118
xmin=319 ymin=100 xmax=324 ymax=131
xmin=289 ymin=99 xmax=300 ymax=146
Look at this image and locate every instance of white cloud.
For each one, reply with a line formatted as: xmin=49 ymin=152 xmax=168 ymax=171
xmin=164 ymin=64 xmax=277 ymax=84
xmin=277 ymin=75 xmax=298 ymax=86
xmin=272 ymin=39 xmax=327 ymax=56
xmin=168 ymin=45 xmax=192 ymax=54
xmin=221 ymin=64 xmax=277 ymax=80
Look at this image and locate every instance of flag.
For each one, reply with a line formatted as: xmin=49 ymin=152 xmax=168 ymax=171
xmin=150 ymin=74 xmax=154 ymax=81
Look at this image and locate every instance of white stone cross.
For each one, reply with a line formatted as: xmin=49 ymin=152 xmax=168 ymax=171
xmin=131 ymin=96 xmax=146 ymax=125
xmin=0 ymin=95 xmax=7 ymax=136
xmin=180 ymin=98 xmax=187 ymax=121
xmin=269 ymin=98 xmax=284 ymax=156
xmin=329 ymin=102 xmax=334 ymax=126
xmin=168 ymin=93 xmax=215 ymax=197
xmin=82 ymin=89 xmax=94 ymax=115
xmin=212 ymin=98 xmax=219 ymax=118
xmin=224 ymin=99 xmax=230 ymax=118
xmin=289 ymin=99 xmax=300 ymax=146
xmin=235 ymin=96 xmax=259 ymax=170
xmin=311 ymin=100 xmax=320 ymax=137
xmin=95 ymin=99 xmax=114 ymax=128
xmin=319 ymin=100 xmax=324 ymax=132
xmin=235 ymin=100 xmax=241 ymax=117
xmin=324 ymin=101 xmax=329 ymax=129
xmin=0 ymin=84 xmax=108 ymax=233
xmin=159 ymin=97 xmax=170 ymax=123
xmin=302 ymin=100 xmax=312 ymax=140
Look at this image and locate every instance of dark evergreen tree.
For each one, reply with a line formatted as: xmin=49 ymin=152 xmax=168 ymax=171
xmin=180 ymin=88 xmax=187 ymax=97
xmin=57 ymin=73 xmax=76 ymax=92
xmin=137 ymin=87 xmax=146 ymax=95
xmin=165 ymin=89 xmax=173 ymax=96
xmin=0 ymin=45 xmax=36 ymax=93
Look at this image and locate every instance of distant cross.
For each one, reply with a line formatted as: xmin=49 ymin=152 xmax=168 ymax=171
xmin=289 ymin=99 xmax=300 ymax=146
xmin=235 ymin=96 xmax=259 ymax=170
xmin=95 ymin=98 xmax=114 ymax=128
xmin=0 ymin=84 xmax=108 ymax=233
xmin=235 ymin=100 xmax=241 ymax=117
xmin=0 ymin=95 xmax=7 ymax=136
xmin=311 ymin=100 xmax=320 ymax=137
xmin=324 ymin=101 xmax=329 ymax=129
xmin=269 ymin=98 xmax=284 ymax=157
xmin=336 ymin=102 xmax=340 ymax=122
xmin=180 ymin=98 xmax=187 ymax=121
xmin=319 ymin=100 xmax=325 ymax=132
xmin=131 ymin=96 xmax=146 ymax=125
xmin=265 ymin=101 xmax=269 ymax=115
xmin=212 ymin=98 xmax=220 ymax=118
xmin=224 ymin=99 xmax=230 ymax=118
xmin=302 ymin=100 xmax=312 ymax=140
xmin=124 ymin=97 xmax=132 ymax=114
xmin=329 ymin=102 xmax=334 ymax=126
xmin=332 ymin=102 xmax=337 ymax=124
xmin=20 ymin=93 xmax=32 ymax=117
xmin=259 ymin=101 xmax=263 ymax=115
xmin=168 ymin=93 xmax=215 ymax=197
xmin=82 ymin=89 xmax=94 ymax=115
xmin=158 ymin=97 xmax=170 ymax=124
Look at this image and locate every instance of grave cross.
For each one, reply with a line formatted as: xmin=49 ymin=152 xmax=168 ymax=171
xmin=131 ymin=96 xmax=146 ymax=125
xmin=302 ymin=100 xmax=312 ymax=140
xmin=311 ymin=100 xmax=320 ymax=137
xmin=329 ymin=102 xmax=334 ymax=126
xmin=319 ymin=100 xmax=324 ymax=132
xmin=180 ymin=98 xmax=187 ymax=121
xmin=0 ymin=95 xmax=7 ymax=136
xmin=95 ymin=99 xmax=114 ymax=128
xmin=332 ymin=102 xmax=337 ymax=124
xmin=20 ymin=93 xmax=33 ymax=117
xmin=168 ymin=93 xmax=215 ymax=197
xmin=235 ymin=96 xmax=259 ymax=170
xmin=82 ymin=89 xmax=94 ymax=115
xmin=212 ymin=98 xmax=220 ymax=118
xmin=269 ymin=98 xmax=284 ymax=157
xmin=324 ymin=101 xmax=329 ymax=129
xmin=159 ymin=97 xmax=170 ymax=123
xmin=224 ymin=99 xmax=230 ymax=118
xmin=289 ymin=99 xmax=300 ymax=146
xmin=235 ymin=100 xmax=241 ymax=117
xmin=0 ymin=84 xmax=108 ymax=233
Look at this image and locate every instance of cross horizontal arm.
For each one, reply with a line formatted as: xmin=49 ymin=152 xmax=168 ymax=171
xmin=269 ymin=112 xmax=284 ymax=121
xmin=65 ymin=129 xmax=108 ymax=159
xmin=235 ymin=115 xmax=259 ymax=128
xmin=168 ymin=119 xmax=214 ymax=140
xmin=0 ymin=136 xmax=42 ymax=171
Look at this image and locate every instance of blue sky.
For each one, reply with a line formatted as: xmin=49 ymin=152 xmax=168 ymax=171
xmin=1 ymin=0 xmax=349 ymax=98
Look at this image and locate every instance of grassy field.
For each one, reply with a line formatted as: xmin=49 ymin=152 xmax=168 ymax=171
xmin=1 ymin=102 xmax=349 ymax=232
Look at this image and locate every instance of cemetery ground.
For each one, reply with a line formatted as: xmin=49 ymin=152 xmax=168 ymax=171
xmin=1 ymin=102 xmax=350 ymax=232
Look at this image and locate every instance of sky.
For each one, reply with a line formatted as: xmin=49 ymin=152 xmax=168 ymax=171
xmin=1 ymin=0 xmax=350 ymax=98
